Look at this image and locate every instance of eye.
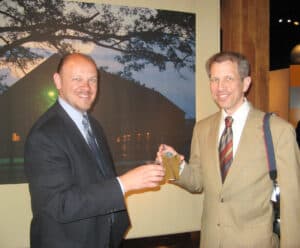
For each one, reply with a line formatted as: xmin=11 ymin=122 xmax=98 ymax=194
xmin=88 ymin=77 xmax=97 ymax=84
xmin=209 ymin=77 xmax=219 ymax=84
xmin=72 ymin=76 xmax=82 ymax=83
xmin=224 ymin=75 xmax=234 ymax=82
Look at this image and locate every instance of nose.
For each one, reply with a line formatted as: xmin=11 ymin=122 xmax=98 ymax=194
xmin=217 ymin=79 xmax=227 ymax=90
xmin=80 ymin=79 xmax=91 ymax=89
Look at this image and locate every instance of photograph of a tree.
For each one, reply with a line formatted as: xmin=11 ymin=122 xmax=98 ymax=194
xmin=0 ymin=0 xmax=196 ymax=184
xmin=0 ymin=0 xmax=195 ymax=90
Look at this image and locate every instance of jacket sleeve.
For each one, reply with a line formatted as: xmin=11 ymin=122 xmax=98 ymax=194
xmin=273 ymin=119 xmax=300 ymax=247
xmin=175 ymin=123 xmax=204 ymax=193
xmin=24 ymin=127 xmax=126 ymax=224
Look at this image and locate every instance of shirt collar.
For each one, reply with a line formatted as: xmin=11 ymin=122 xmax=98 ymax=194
xmin=58 ymin=97 xmax=87 ymax=125
xmin=221 ymin=98 xmax=250 ymax=123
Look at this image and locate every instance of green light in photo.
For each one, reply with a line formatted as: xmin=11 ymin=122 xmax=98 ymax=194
xmin=48 ymin=90 xmax=57 ymax=101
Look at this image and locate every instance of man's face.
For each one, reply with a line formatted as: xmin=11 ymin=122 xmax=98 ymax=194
xmin=209 ymin=60 xmax=251 ymax=115
xmin=53 ymin=55 xmax=98 ymax=112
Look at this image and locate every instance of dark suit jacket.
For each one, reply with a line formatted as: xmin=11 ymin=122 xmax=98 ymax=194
xmin=24 ymin=102 xmax=129 ymax=248
xmin=296 ymin=121 xmax=300 ymax=148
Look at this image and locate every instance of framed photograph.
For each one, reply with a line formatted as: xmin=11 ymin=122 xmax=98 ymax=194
xmin=0 ymin=0 xmax=195 ymax=183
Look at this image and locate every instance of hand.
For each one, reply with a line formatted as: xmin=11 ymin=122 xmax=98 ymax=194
xmin=119 ymin=163 xmax=165 ymax=193
xmin=156 ymin=144 xmax=184 ymax=164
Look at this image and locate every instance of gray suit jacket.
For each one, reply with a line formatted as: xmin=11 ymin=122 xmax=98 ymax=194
xmin=25 ymin=102 xmax=129 ymax=248
xmin=176 ymin=106 xmax=300 ymax=248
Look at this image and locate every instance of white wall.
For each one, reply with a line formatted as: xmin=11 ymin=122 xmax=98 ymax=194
xmin=0 ymin=1 xmax=220 ymax=247
xmin=0 ymin=184 xmax=32 ymax=248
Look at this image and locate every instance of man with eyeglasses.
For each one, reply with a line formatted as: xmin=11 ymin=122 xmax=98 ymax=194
xmin=158 ymin=51 xmax=300 ymax=248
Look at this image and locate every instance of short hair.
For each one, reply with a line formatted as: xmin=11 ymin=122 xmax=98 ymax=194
xmin=56 ymin=53 xmax=97 ymax=73
xmin=205 ymin=51 xmax=251 ymax=79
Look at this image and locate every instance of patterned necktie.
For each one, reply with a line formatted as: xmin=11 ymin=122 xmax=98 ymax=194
xmin=82 ymin=114 xmax=107 ymax=176
xmin=219 ymin=116 xmax=233 ymax=182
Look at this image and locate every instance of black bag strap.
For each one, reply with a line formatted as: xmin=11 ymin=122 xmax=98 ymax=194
xmin=263 ymin=112 xmax=277 ymax=181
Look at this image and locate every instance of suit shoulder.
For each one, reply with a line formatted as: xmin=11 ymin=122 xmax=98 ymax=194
xmin=250 ymin=108 xmax=295 ymax=136
xmin=27 ymin=105 xmax=64 ymax=141
xmin=194 ymin=112 xmax=220 ymax=129
xmin=270 ymin=113 xmax=295 ymax=134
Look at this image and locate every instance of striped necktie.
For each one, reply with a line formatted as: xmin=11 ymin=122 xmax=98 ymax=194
xmin=219 ymin=116 xmax=233 ymax=182
xmin=82 ymin=114 xmax=107 ymax=176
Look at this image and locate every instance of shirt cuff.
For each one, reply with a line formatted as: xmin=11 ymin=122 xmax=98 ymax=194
xmin=117 ymin=177 xmax=125 ymax=195
xmin=179 ymin=160 xmax=186 ymax=175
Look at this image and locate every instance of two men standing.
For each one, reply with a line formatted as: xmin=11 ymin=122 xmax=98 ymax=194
xmin=25 ymin=51 xmax=300 ymax=248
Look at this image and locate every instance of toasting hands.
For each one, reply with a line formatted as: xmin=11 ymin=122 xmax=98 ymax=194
xmin=119 ymin=163 xmax=165 ymax=193
xmin=156 ymin=144 xmax=184 ymax=164
xmin=156 ymin=144 xmax=184 ymax=181
xmin=119 ymin=144 xmax=185 ymax=193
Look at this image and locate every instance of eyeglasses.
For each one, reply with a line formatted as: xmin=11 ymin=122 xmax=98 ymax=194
xmin=209 ymin=75 xmax=237 ymax=85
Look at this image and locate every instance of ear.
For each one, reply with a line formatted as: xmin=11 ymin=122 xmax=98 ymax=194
xmin=242 ymin=76 xmax=251 ymax=93
xmin=53 ymin=72 xmax=62 ymax=90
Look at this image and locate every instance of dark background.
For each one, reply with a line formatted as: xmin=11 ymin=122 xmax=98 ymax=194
xmin=270 ymin=0 xmax=300 ymax=69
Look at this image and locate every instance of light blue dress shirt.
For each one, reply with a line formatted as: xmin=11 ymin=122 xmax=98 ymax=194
xmin=57 ymin=97 xmax=125 ymax=194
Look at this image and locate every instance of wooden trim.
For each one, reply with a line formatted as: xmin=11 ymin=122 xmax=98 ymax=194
xmin=221 ymin=0 xmax=269 ymax=111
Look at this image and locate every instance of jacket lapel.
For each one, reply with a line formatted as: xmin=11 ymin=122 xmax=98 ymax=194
xmin=55 ymin=103 xmax=114 ymax=177
xmin=208 ymin=112 xmax=224 ymax=188
xmin=89 ymin=118 xmax=116 ymax=177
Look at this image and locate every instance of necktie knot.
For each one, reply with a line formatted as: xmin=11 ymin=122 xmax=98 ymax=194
xmin=225 ymin=116 xmax=233 ymax=128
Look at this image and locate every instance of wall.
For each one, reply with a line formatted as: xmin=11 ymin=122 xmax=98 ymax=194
xmin=269 ymin=67 xmax=300 ymax=127
xmin=269 ymin=69 xmax=289 ymax=121
xmin=0 ymin=0 xmax=220 ymax=247
xmin=289 ymin=65 xmax=300 ymax=127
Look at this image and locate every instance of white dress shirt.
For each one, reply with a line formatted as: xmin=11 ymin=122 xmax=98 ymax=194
xmin=180 ymin=99 xmax=251 ymax=174
xmin=58 ymin=97 xmax=88 ymax=141
xmin=218 ymin=99 xmax=250 ymax=157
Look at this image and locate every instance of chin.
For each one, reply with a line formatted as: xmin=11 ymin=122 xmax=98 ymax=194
xmin=217 ymin=102 xmax=228 ymax=109
xmin=77 ymin=105 xmax=92 ymax=112
xmin=79 ymin=101 xmax=93 ymax=110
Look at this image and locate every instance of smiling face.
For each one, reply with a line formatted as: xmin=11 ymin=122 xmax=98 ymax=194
xmin=53 ymin=54 xmax=98 ymax=112
xmin=209 ymin=60 xmax=251 ymax=115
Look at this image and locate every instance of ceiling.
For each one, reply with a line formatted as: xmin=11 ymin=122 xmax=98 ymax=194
xmin=270 ymin=0 xmax=300 ymax=70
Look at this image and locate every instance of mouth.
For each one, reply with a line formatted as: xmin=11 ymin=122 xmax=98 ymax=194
xmin=217 ymin=93 xmax=229 ymax=101
xmin=78 ymin=92 xmax=92 ymax=99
